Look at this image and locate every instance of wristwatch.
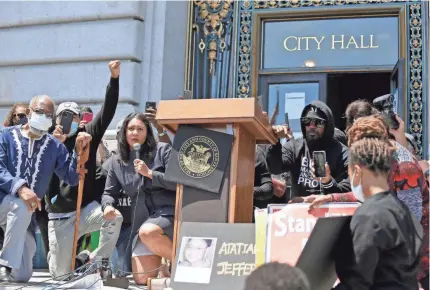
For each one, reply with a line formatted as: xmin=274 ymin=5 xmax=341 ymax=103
xmin=158 ymin=129 xmax=167 ymax=137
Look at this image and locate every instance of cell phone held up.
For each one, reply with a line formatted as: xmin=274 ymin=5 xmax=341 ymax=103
xmin=145 ymin=101 xmax=157 ymax=112
xmin=313 ymin=151 xmax=326 ymax=178
xmin=372 ymin=94 xmax=399 ymax=130
xmin=82 ymin=112 xmax=93 ymax=123
xmin=59 ymin=111 xmax=74 ymax=135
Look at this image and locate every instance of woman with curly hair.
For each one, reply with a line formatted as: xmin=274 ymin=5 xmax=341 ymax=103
xmin=3 ymin=103 xmax=28 ymax=127
xmin=333 ymin=137 xmax=423 ymax=290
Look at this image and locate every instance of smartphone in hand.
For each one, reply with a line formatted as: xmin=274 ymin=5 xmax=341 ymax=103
xmin=145 ymin=101 xmax=157 ymax=112
xmin=60 ymin=111 xmax=74 ymax=135
xmin=313 ymin=151 xmax=326 ymax=178
xmin=82 ymin=112 xmax=93 ymax=123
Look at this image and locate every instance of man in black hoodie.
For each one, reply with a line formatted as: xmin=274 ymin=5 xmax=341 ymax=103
xmin=44 ymin=61 xmax=123 ymax=278
xmin=265 ymin=101 xmax=350 ymax=200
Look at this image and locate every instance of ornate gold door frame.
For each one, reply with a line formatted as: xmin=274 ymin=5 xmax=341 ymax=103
xmin=184 ymin=1 xmax=426 ymax=157
xmin=232 ymin=0 xmax=425 ymax=157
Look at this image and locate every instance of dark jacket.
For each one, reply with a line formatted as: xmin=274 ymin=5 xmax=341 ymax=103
xmin=265 ymin=100 xmax=350 ymax=199
xmin=45 ymin=77 xmax=119 ymax=213
xmin=101 ymin=151 xmax=132 ymax=226
xmin=254 ymin=146 xmax=274 ymax=209
xmin=333 ymin=191 xmax=423 ymax=290
xmin=101 ymin=142 xmax=176 ymax=224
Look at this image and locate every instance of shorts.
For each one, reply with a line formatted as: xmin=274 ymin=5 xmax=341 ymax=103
xmin=132 ymin=212 xmax=174 ymax=257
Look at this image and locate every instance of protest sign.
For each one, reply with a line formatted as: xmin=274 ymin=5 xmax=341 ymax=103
xmin=265 ymin=203 xmax=359 ymax=265
xmin=171 ymin=222 xmax=255 ymax=290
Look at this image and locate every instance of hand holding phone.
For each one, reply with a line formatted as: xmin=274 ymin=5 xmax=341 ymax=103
xmin=313 ymin=151 xmax=326 ymax=178
xmin=82 ymin=112 xmax=93 ymax=123
xmin=60 ymin=111 xmax=74 ymax=135
xmin=145 ymin=101 xmax=157 ymax=112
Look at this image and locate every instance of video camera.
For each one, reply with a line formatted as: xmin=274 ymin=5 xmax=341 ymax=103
xmin=372 ymin=94 xmax=399 ymax=130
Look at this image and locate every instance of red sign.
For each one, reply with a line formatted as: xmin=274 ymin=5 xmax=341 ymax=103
xmin=265 ymin=203 xmax=359 ymax=265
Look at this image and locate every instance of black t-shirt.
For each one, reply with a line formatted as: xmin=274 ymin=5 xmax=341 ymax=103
xmin=115 ymin=191 xmax=132 ymax=225
xmin=334 ymin=191 xmax=423 ymax=290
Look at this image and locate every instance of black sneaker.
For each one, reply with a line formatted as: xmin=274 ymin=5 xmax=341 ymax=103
xmin=75 ymin=250 xmax=91 ymax=270
xmin=0 ymin=266 xmax=13 ymax=282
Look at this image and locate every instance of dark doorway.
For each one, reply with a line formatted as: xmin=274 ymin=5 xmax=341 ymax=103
xmin=327 ymin=72 xmax=391 ymax=131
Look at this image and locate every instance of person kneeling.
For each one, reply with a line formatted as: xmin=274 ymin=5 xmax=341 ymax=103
xmin=101 ymin=113 xmax=176 ymax=285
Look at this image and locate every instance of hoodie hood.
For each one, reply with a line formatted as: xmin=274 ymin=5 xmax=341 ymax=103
xmin=300 ymin=100 xmax=335 ymax=146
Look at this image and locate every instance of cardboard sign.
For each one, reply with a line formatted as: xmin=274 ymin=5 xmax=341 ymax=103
xmin=171 ymin=222 xmax=255 ymax=290
xmin=296 ymin=216 xmax=352 ymax=290
xmin=265 ymin=203 xmax=359 ymax=265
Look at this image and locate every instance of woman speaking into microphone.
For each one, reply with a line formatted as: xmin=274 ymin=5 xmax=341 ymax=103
xmin=101 ymin=113 xmax=176 ymax=285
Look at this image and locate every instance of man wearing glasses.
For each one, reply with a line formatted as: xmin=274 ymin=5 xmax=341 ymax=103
xmin=265 ymin=100 xmax=350 ymax=200
xmin=0 ymin=95 xmax=91 ymax=282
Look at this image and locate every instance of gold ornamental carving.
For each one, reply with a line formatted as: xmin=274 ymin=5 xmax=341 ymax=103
xmin=194 ymin=0 xmax=233 ymax=74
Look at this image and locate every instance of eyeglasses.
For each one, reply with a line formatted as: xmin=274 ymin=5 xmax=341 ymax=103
xmin=32 ymin=108 xmax=53 ymax=119
xmin=14 ymin=113 xmax=27 ymax=119
xmin=301 ymin=118 xmax=326 ymax=128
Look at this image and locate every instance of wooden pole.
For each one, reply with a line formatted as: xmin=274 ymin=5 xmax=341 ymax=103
xmin=70 ymin=139 xmax=90 ymax=271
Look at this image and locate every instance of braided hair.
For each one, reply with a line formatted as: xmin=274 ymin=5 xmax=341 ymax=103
xmin=347 ymin=115 xmax=390 ymax=147
xmin=349 ymin=138 xmax=394 ymax=176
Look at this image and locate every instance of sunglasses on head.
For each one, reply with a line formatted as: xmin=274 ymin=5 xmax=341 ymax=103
xmin=14 ymin=113 xmax=27 ymax=119
xmin=301 ymin=117 xmax=326 ymax=128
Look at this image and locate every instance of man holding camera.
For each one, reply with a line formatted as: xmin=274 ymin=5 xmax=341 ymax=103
xmin=265 ymin=100 xmax=350 ymax=200
xmin=44 ymin=61 xmax=123 ymax=278
xmin=0 ymin=95 xmax=91 ymax=282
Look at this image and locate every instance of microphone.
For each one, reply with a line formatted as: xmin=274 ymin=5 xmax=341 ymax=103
xmin=133 ymin=143 xmax=141 ymax=160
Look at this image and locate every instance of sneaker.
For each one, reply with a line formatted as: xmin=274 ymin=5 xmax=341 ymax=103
xmin=0 ymin=266 xmax=13 ymax=282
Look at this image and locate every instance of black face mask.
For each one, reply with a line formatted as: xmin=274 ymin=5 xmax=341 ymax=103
xmin=15 ymin=116 xmax=28 ymax=126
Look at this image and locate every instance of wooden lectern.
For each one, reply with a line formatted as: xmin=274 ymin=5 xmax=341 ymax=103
xmin=156 ymin=98 xmax=277 ymax=262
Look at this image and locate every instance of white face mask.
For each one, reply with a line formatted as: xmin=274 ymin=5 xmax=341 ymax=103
xmin=29 ymin=112 xmax=52 ymax=135
xmin=351 ymin=169 xmax=365 ymax=202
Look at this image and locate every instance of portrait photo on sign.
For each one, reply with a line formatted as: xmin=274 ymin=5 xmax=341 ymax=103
xmin=174 ymin=237 xmax=217 ymax=284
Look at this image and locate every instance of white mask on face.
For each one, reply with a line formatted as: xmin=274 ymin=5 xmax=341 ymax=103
xmin=29 ymin=112 xmax=52 ymax=134
xmin=351 ymin=169 xmax=365 ymax=202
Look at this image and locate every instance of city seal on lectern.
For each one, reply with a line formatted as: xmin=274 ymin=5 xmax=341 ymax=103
xmin=179 ymin=136 xmax=220 ymax=178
